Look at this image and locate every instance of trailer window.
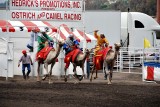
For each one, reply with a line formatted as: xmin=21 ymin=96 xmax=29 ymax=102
xmin=156 ymin=31 xmax=160 ymax=39
xmin=135 ymin=20 xmax=144 ymax=28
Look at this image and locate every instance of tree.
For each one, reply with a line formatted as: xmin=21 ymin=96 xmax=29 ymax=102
xmin=85 ymin=0 xmax=156 ymax=16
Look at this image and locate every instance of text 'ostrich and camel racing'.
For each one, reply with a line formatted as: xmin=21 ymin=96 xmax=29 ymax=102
xmin=9 ymin=0 xmax=83 ymax=21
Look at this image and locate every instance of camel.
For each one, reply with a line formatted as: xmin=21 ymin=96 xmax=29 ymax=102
xmin=90 ymin=43 xmax=121 ymax=84
xmin=37 ymin=40 xmax=65 ymax=84
xmin=64 ymin=48 xmax=90 ymax=83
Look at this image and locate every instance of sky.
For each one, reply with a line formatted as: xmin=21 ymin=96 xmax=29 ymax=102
xmin=0 ymin=0 xmax=6 ymax=3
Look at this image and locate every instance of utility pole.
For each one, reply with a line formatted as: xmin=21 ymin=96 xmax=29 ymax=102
xmin=157 ymin=0 xmax=160 ymax=24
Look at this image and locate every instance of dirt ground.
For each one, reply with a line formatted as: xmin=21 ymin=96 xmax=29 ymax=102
xmin=0 ymin=72 xmax=160 ymax=107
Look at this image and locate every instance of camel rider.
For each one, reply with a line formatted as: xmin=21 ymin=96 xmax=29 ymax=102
xmin=63 ymin=34 xmax=80 ymax=55
xmin=94 ymin=30 xmax=109 ymax=55
xmin=94 ymin=30 xmax=109 ymax=80
xmin=37 ymin=28 xmax=53 ymax=52
xmin=63 ymin=34 xmax=81 ymax=69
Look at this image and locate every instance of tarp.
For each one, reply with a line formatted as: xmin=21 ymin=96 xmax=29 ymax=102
xmin=143 ymin=62 xmax=160 ymax=81
xmin=0 ymin=20 xmax=96 ymax=42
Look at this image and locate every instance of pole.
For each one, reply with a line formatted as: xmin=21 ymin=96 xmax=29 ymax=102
xmin=157 ymin=0 xmax=160 ymax=24
xmin=127 ymin=2 xmax=130 ymax=48
xmin=82 ymin=0 xmax=87 ymax=77
xmin=82 ymin=0 xmax=86 ymax=52
xmin=6 ymin=0 xmax=9 ymax=81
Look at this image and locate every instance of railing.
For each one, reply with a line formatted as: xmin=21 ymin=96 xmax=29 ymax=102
xmin=88 ymin=47 xmax=160 ymax=75
xmin=119 ymin=47 xmax=144 ymax=74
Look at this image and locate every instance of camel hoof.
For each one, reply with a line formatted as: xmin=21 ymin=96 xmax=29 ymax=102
xmin=78 ymin=76 xmax=83 ymax=81
xmin=49 ymin=81 xmax=53 ymax=84
xmin=37 ymin=78 xmax=41 ymax=82
xmin=108 ymin=82 xmax=112 ymax=85
xmin=42 ymin=76 xmax=47 ymax=81
xmin=94 ymin=77 xmax=97 ymax=79
xmin=74 ymin=81 xmax=79 ymax=84
xmin=64 ymin=78 xmax=67 ymax=82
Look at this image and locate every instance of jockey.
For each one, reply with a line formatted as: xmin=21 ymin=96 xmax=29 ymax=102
xmin=94 ymin=30 xmax=110 ymax=80
xmin=37 ymin=27 xmax=54 ymax=52
xmin=63 ymin=34 xmax=81 ymax=69
xmin=63 ymin=34 xmax=80 ymax=55
xmin=94 ymin=30 xmax=109 ymax=55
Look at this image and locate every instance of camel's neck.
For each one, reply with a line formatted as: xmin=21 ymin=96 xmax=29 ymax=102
xmin=114 ymin=48 xmax=120 ymax=59
xmin=78 ymin=51 xmax=89 ymax=62
xmin=50 ymin=45 xmax=62 ymax=60
xmin=55 ymin=45 xmax=62 ymax=58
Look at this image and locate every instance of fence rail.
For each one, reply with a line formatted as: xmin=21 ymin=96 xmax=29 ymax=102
xmin=118 ymin=47 xmax=160 ymax=74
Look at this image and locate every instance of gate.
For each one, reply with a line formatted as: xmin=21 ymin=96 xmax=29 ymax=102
xmin=0 ymin=37 xmax=13 ymax=79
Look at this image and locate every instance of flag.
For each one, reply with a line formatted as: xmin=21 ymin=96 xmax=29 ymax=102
xmin=144 ymin=38 xmax=151 ymax=48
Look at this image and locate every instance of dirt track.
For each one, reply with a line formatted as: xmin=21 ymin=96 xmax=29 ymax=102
xmin=0 ymin=72 xmax=160 ymax=107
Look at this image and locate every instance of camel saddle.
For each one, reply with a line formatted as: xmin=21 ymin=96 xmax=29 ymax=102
xmin=94 ymin=47 xmax=111 ymax=70
xmin=64 ymin=49 xmax=82 ymax=63
xmin=36 ymin=46 xmax=58 ymax=62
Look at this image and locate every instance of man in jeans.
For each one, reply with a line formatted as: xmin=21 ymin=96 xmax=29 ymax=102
xmin=18 ymin=50 xmax=33 ymax=80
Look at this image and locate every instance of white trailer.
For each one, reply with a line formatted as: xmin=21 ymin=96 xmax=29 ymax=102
xmin=121 ymin=12 xmax=160 ymax=48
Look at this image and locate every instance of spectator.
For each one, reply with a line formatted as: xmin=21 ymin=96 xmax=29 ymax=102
xmin=27 ymin=28 xmax=39 ymax=52
xmin=18 ymin=50 xmax=33 ymax=80
xmin=86 ymin=57 xmax=90 ymax=79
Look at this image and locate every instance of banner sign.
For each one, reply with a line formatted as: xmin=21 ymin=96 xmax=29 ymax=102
xmin=10 ymin=10 xmax=82 ymax=21
xmin=10 ymin=0 xmax=83 ymax=12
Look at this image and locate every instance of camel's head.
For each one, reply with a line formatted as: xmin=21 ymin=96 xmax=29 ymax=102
xmin=58 ymin=39 xmax=65 ymax=47
xmin=114 ymin=43 xmax=121 ymax=51
xmin=84 ymin=48 xmax=91 ymax=57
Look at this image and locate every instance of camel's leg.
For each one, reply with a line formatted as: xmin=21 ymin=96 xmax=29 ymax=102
xmin=72 ymin=64 xmax=78 ymax=84
xmin=104 ymin=63 xmax=111 ymax=84
xmin=37 ymin=62 xmax=41 ymax=82
xmin=44 ymin=63 xmax=52 ymax=84
xmin=78 ymin=65 xmax=84 ymax=81
xmin=49 ymin=62 xmax=55 ymax=76
xmin=42 ymin=63 xmax=50 ymax=83
xmin=103 ymin=61 xmax=108 ymax=80
xmin=93 ymin=63 xmax=98 ymax=79
xmin=48 ymin=62 xmax=55 ymax=84
xmin=108 ymin=63 xmax=114 ymax=84
xmin=64 ymin=67 xmax=67 ymax=82
xmin=42 ymin=63 xmax=49 ymax=81
xmin=94 ymin=69 xmax=98 ymax=79
xmin=90 ymin=65 xmax=95 ymax=82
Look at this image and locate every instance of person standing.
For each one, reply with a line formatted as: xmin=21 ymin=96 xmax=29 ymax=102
xmin=86 ymin=57 xmax=90 ymax=79
xmin=18 ymin=50 xmax=33 ymax=80
xmin=27 ymin=28 xmax=39 ymax=52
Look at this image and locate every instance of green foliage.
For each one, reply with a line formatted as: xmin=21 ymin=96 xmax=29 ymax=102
xmin=85 ymin=0 xmax=157 ymax=16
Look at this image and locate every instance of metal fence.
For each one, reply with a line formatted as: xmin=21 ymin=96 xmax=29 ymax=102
xmin=119 ymin=47 xmax=160 ymax=75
